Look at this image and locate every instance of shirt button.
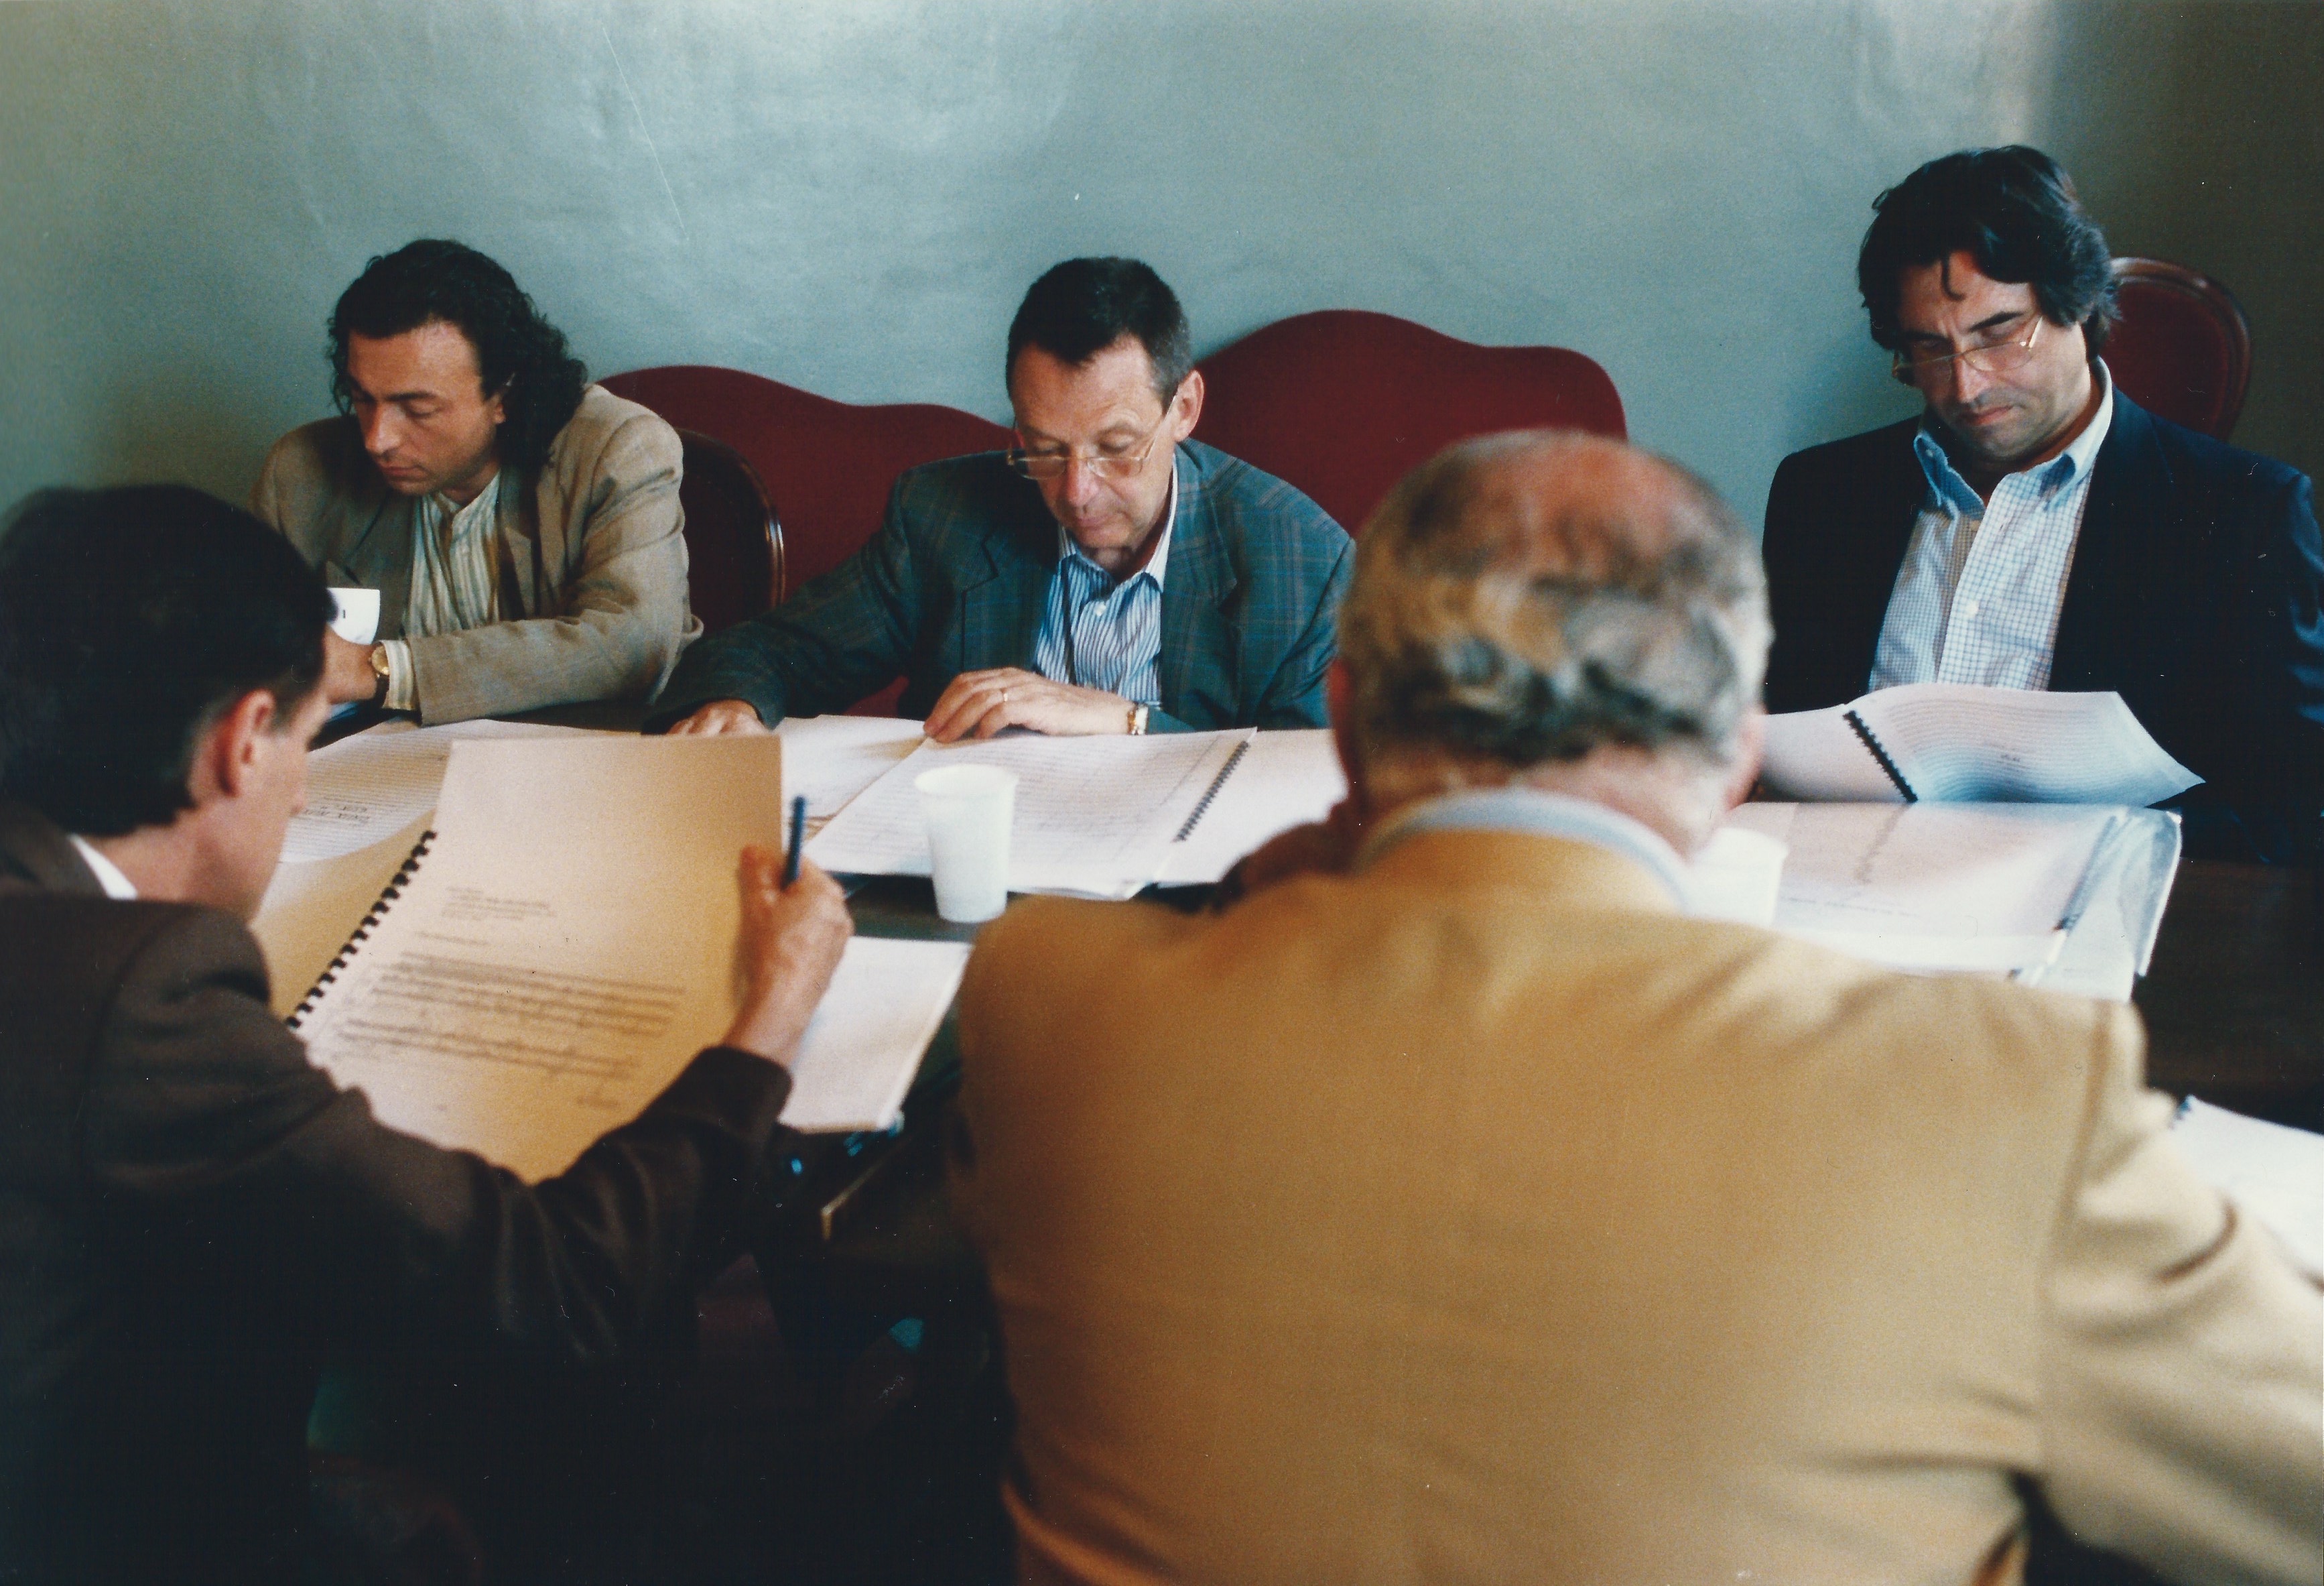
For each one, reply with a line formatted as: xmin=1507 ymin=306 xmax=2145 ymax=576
xmin=1959 ymin=599 xmax=1981 ymax=620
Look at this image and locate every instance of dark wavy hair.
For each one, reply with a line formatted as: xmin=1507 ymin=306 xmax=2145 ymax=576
xmin=328 ymin=240 xmax=589 ymax=475
xmin=0 ymin=487 xmax=331 ymax=836
xmin=1858 ymin=146 xmax=2118 ymax=355
xmin=1006 ymin=257 xmax=1193 ymax=404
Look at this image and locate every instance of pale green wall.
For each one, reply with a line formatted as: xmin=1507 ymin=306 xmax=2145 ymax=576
xmin=1 ymin=0 xmax=2317 ymax=528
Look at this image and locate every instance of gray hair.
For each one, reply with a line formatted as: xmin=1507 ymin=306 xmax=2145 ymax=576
xmin=1339 ymin=430 xmax=1769 ymax=771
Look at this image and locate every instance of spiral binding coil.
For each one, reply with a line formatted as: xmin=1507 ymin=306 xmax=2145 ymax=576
xmin=1173 ymin=740 xmax=1252 ymax=842
xmin=286 ymin=829 xmax=437 ymax=1029
xmin=1844 ymin=710 xmax=1917 ymax=803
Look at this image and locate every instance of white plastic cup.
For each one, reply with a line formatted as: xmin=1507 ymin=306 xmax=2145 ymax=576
xmin=328 ymin=587 xmax=381 ymax=645
xmin=915 ymin=764 xmax=1017 ymax=923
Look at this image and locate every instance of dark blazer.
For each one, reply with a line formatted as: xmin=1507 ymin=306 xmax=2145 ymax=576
xmin=0 ymin=805 xmax=795 ymax=1582
xmin=1762 ymin=394 xmax=2324 ymax=861
xmin=647 ymin=439 xmax=1353 ymax=733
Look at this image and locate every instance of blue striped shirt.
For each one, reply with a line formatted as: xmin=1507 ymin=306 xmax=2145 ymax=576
xmin=1870 ymin=362 xmax=2115 ymax=693
xmin=1031 ymin=468 xmax=1175 ymax=704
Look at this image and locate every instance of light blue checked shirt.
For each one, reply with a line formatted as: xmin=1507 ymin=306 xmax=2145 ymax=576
xmin=1358 ymin=786 xmax=1697 ymax=910
xmin=1870 ymin=363 xmax=2115 ymax=693
xmin=1031 ymin=468 xmax=1176 ymax=705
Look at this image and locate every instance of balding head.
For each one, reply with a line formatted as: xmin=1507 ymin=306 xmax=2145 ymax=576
xmin=1339 ymin=430 xmax=1768 ymax=789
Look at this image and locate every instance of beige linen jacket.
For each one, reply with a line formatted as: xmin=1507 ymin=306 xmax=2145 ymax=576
xmin=952 ymin=829 xmax=2323 ymax=1586
xmin=252 ymin=385 xmax=698 ymax=723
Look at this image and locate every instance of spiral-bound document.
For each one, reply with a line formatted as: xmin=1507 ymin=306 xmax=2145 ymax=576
xmin=1760 ymin=684 xmax=2200 ymax=806
xmin=285 ymin=735 xmax=963 ymax=1181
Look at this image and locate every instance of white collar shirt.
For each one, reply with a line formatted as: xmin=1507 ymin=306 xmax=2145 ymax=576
xmin=68 ymin=835 xmax=139 ymax=900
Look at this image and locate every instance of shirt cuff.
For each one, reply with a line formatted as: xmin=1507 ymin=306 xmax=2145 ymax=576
xmin=381 ymin=637 xmax=416 ymax=713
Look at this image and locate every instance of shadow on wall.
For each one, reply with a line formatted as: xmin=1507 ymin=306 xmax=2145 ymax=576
xmin=1764 ymin=326 xmax=1919 ymax=528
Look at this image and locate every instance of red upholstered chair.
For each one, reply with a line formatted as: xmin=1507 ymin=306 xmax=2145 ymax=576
xmin=671 ymin=430 xmax=780 ymax=635
xmin=2104 ymin=258 xmax=2252 ymax=442
xmin=603 ymin=365 xmax=1011 ymax=714
xmin=1195 ymin=309 xmax=1626 ymax=535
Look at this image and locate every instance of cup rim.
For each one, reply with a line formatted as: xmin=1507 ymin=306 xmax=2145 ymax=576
xmin=915 ymin=764 xmax=1019 ymax=798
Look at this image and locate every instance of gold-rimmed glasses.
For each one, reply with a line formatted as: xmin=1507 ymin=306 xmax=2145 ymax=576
xmin=1005 ymin=406 xmax=1173 ymax=481
xmin=1891 ymin=314 xmax=2045 ymax=386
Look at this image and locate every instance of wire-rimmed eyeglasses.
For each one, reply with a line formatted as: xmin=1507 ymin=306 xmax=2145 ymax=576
xmin=1890 ymin=314 xmax=2045 ymax=386
xmin=1005 ymin=408 xmax=1171 ymax=481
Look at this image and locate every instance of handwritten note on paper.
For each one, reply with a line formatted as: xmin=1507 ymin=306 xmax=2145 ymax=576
xmin=808 ymin=730 xmax=1253 ymax=898
xmin=281 ymin=719 xmax=615 ymax=863
xmin=282 ymin=729 xmax=453 ymax=862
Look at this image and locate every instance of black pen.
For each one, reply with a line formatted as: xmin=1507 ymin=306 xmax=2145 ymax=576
xmin=783 ymin=794 xmax=807 ymax=887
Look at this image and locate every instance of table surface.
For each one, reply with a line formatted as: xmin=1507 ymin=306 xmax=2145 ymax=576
xmin=799 ymin=857 xmax=2324 ymax=1317
xmin=300 ymin=711 xmax=2321 ymax=1261
xmin=2132 ymin=861 xmax=2323 ymax=1127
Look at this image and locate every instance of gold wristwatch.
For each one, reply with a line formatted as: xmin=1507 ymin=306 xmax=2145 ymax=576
xmin=367 ymin=643 xmax=392 ymax=708
xmin=1127 ymin=703 xmax=1149 ymax=736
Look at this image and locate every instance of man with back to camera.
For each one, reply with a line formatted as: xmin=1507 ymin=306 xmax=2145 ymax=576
xmin=1760 ymin=145 xmax=2324 ymax=861
xmin=0 ymin=486 xmax=852 ymax=1582
xmin=253 ymin=239 xmax=699 ymax=724
xmin=649 ymin=256 xmax=1352 ymax=740
xmin=948 ymin=430 xmax=2321 ymax=1585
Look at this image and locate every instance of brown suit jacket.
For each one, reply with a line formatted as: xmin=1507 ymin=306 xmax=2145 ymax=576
xmin=0 ymin=804 xmax=791 ymax=1582
xmin=252 ymin=385 xmax=700 ymax=723
xmin=952 ymin=828 xmax=2322 ymax=1586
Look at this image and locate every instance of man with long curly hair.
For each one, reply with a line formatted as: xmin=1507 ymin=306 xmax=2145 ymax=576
xmin=253 ymin=239 xmax=697 ymax=723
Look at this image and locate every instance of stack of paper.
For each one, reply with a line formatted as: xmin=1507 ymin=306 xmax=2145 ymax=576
xmin=255 ymin=721 xmax=615 ymax=1012
xmin=2170 ymin=1099 xmax=2324 ymax=1282
xmin=779 ymin=938 xmax=968 ymax=1133
xmin=808 ymin=729 xmax=1255 ymax=899
xmin=1723 ymin=802 xmax=2142 ymax=977
xmin=773 ymin=714 xmax=926 ymax=827
xmin=1156 ymin=728 xmax=1346 ymax=886
xmin=1762 ymin=683 xmax=2201 ymax=806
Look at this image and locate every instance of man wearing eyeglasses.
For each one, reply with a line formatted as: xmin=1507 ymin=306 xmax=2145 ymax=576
xmin=649 ymin=257 xmax=1352 ymax=742
xmin=1761 ymin=146 xmax=2324 ymax=861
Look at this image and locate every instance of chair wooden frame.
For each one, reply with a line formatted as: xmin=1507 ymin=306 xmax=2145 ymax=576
xmin=675 ymin=428 xmax=785 ymax=626
xmin=2108 ymin=257 xmax=2253 ymax=441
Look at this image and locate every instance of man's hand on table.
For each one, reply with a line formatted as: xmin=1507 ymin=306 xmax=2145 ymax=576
xmin=667 ymin=699 xmax=772 ymax=736
xmin=923 ymin=667 xmax=1137 ymax=743
xmin=721 ymin=849 xmax=852 ymax=1065
xmin=321 ymin=631 xmax=379 ymax=706
xmin=1212 ymin=797 xmax=1367 ymax=911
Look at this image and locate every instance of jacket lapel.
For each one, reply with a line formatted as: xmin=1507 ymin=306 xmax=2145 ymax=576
xmin=329 ymin=493 xmax=416 ymax=639
xmin=1844 ymin=424 xmax=1930 ymax=690
xmin=958 ymin=482 xmax=1057 ymax=673
xmin=2051 ymin=395 xmax=2168 ymax=690
xmin=494 ymin=465 xmax=541 ymax=617
xmin=0 ymin=804 xmax=106 ymax=896
xmin=1157 ymin=446 xmax=1238 ymax=723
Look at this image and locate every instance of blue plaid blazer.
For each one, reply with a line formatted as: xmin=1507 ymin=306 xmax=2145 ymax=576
xmin=649 ymin=440 xmax=1352 ymax=732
